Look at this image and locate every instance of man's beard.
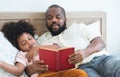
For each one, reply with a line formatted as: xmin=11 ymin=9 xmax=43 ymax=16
xmin=46 ymin=21 xmax=66 ymax=36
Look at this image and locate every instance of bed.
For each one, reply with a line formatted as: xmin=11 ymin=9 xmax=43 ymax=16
xmin=0 ymin=12 xmax=106 ymax=44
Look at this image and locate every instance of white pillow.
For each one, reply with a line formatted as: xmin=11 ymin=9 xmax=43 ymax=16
xmin=84 ymin=21 xmax=101 ymax=41
xmin=0 ymin=31 xmax=18 ymax=65
xmin=0 ymin=32 xmax=27 ymax=77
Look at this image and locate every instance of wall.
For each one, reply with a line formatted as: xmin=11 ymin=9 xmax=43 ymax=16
xmin=0 ymin=0 xmax=120 ymax=56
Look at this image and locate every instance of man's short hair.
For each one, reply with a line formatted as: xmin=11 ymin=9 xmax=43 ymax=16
xmin=46 ymin=4 xmax=66 ymax=17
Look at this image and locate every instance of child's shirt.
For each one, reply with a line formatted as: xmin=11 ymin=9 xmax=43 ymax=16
xmin=15 ymin=51 xmax=39 ymax=77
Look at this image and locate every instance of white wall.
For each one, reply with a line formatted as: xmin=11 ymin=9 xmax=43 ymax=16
xmin=0 ymin=0 xmax=120 ymax=56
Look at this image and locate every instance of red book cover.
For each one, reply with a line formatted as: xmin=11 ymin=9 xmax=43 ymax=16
xmin=39 ymin=45 xmax=75 ymax=71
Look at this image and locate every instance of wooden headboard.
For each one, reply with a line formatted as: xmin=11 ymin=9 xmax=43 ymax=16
xmin=0 ymin=12 xmax=106 ymax=44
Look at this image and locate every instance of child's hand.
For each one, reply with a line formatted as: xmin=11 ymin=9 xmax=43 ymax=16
xmin=26 ymin=46 xmax=39 ymax=62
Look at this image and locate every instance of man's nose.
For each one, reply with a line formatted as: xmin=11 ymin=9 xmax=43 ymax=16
xmin=52 ymin=17 xmax=57 ymax=22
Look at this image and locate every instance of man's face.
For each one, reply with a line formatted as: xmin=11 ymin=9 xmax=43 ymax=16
xmin=46 ymin=7 xmax=66 ymax=36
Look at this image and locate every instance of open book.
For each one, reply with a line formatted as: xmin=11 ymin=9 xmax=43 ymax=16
xmin=39 ymin=45 xmax=75 ymax=71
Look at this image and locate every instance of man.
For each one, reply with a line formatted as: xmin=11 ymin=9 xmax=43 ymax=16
xmin=26 ymin=4 xmax=120 ymax=77
xmin=1 ymin=20 xmax=87 ymax=77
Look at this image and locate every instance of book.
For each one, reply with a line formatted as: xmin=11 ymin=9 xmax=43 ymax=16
xmin=39 ymin=45 xmax=75 ymax=72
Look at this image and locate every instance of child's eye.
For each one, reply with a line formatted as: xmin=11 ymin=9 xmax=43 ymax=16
xmin=28 ymin=36 xmax=32 ymax=40
xmin=21 ymin=41 xmax=26 ymax=46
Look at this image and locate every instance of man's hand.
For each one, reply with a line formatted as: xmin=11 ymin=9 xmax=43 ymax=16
xmin=68 ymin=50 xmax=84 ymax=64
xmin=68 ymin=37 xmax=105 ymax=64
xmin=25 ymin=60 xmax=48 ymax=76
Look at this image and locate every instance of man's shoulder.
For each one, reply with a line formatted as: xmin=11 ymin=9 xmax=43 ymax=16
xmin=64 ymin=23 xmax=86 ymax=33
xmin=67 ymin=22 xmax=86 ymax=30
xmin=37 ymin=32 xmax=52 ymax=45
xmin=38 ymin=32 xmax=51 ymax=39
xmin=40 ymin=32 xmax=51 ymax=37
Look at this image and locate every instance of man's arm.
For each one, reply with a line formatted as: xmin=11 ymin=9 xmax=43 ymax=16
xmin=69 ymin=37 xmax=105 ymax=64
xmin=81 ymin=37 xmax=105 ymax=58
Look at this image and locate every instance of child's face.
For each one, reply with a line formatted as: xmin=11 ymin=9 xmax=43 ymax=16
xmin=17 ymin=33 xmax=37 ymax=52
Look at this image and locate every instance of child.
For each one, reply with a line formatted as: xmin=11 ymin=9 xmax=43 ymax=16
xmin=1 ymin=20 xmax=88 ymax=77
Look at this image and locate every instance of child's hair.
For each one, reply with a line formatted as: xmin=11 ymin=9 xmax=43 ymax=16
xmin=1 ymin=20 xmax=35 ymax=50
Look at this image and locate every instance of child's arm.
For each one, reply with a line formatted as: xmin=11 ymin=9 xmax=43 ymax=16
xmin=0 ymin=61 xmax=25 ymax=76
xmin=26 ymin=45 xmax=40 ymax=62
xmin=26 ymin=45 xmax=61 ymax=61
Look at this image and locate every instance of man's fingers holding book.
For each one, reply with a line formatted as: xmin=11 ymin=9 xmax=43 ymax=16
xmin=33 ymin=60 xmax=49 ymax=73
xmin=68 ymin=50 xmax=84 ymax=64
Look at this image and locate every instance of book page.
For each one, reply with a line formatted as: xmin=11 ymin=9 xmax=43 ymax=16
xmin=39 ymin=46 xmax=75 ymax=71
xmin=39 ymin=45 xmax=74 ymax=52
xmin=39 ymin=45 xmax=61 ymax=52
